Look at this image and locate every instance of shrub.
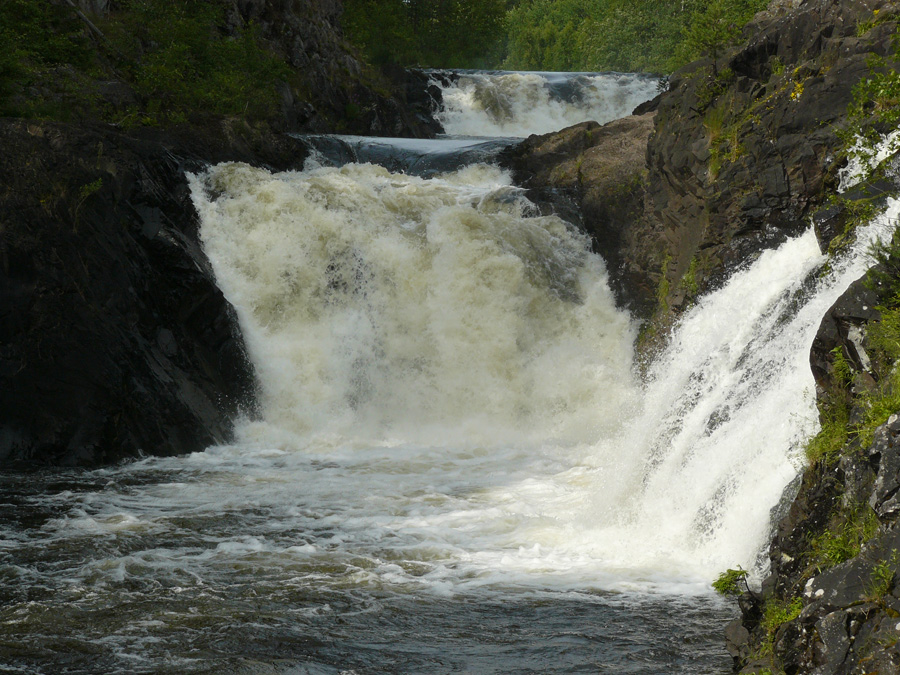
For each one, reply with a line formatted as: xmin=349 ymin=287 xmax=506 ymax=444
xmin=807 ymin=507 xmax=879 ymax=573
xmin=713 ymin=567 xmax=749 ymax=596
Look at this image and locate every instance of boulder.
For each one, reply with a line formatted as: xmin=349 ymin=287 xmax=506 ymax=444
xmin=502 ymin=114 xmax=660 ymax=316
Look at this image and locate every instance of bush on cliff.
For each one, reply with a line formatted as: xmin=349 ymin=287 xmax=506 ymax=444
xmin=342 ymin=0 xmax=508 ymax=68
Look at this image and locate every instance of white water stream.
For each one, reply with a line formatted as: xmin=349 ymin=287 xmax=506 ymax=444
xmin=433 ymin=71 xmax=660 ymax=137
xmin=190 ymin=156 xmax=897 ymax=595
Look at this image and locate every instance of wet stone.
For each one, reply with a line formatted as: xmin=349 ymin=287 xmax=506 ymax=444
xmin=814 ymin=610 xmax=851 ymax=675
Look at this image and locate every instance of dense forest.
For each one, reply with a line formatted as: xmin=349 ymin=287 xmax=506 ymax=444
xmin=0 ymin=0 xmax=772 ymax=128
xmin=343 ymin=0 xmax=769 ymax=72
xmin=0 ymin=0 xmax=289 ymax=124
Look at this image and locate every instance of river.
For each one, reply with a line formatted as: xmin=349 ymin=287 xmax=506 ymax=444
xmin=1 ymin=70 xmax=894 ymax=675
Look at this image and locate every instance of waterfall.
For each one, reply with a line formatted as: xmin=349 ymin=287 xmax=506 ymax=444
xmin=191 ymin=155 xmax=897 ymax=591
xmin=192 ymin=162 xmax=638 ymax=448
xmin=6 ymin=65 xmax=895 ymax=675
xmin=431 ymin=71 xmax=660 ymax=137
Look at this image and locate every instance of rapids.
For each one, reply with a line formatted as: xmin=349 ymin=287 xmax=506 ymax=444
xmin=431 ymin=71 xmax=661 ymax=137
xmin=1 ymin=70 xmax=893 ymax=674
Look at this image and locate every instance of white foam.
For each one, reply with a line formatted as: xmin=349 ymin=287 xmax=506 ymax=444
xmin=183 ymin=153 xmax=897 ymax=593
xmin=435 ymin=71 xmax=658 ymax=137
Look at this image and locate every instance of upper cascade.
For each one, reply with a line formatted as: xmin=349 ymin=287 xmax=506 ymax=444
xmin=428 ymin=70 xmax=660 ymax=138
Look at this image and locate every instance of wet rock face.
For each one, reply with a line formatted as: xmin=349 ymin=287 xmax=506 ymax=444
xmin=0 ymin=120 xmax=296 ymax=466
xmin=730 ymin=418 xmax=900 ymax=673
xmin=729 ymin=276 xmax=900 ymax=673
xmin=502 ymin=114 xmax=659 ymax=317
xmin=646 ymin=0 xmax=897 ymax=313
xmin=810 ymin=276 xmax=881 ymax=396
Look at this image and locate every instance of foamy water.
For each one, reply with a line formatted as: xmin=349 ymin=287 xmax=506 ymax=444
xmin=433 ymin=71 xmax=659 ymax=137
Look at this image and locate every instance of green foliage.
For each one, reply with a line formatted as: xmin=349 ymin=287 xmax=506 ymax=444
xmin=656 ymin=252 xmax=672 ymax=311
xmin=504 ymin=0 xmax=593 ymax=71
xmin=503 ymin=0 xmax=766 ymax=74
xmin=78 ymin=178 xmax=103 ymax=201
xmin=504 ymin=0 xmax=687 ymax=73
xmin=703 ymin=92 xmax=745 ymax=177
xmin=678 ymin=0 xmax=742 ymax=70
xmin=343 ymin=0 xmax=507 ymax=68
xmin=808 ymin=506 xmax=879 ymax=573
xmin=857 ymin=8 xmax=895 ymax=38
xmin=804 ymin=393 xmax=850 ymax=465
xmin=102 ymin=1 xmax=290 ymax=124
xmin=867 ymin=306 xmax=900 ymax=367
xmin=713 ymin=567 xmax=749 ymax=596
xmin=761 ymin=597 xmax=803 ymax=636
xmin=831 ymin=346 xmax=853 ymax=387
xmin=0 ymin=0 xmax=96 ymax=118
xmin=771 ymin=56 xmax=785 ymax=76
xmin=868 ymin=552 xmax=898 ymax=599
xmin=697 ymin=66 xmax=736 ymax=108
xmin=0 ymin=0 xmax=290 ymax=126
xmin=857 ymin=368 xmax=900 ymax=447
xmin=681 ymin=256 xmax=701 ymax=297
xmin=73 ymin=177 xmax=103 ymax=228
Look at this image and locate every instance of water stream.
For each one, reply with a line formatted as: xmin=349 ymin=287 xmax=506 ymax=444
xmin=1 ymin=71 xmax=892 ymax=675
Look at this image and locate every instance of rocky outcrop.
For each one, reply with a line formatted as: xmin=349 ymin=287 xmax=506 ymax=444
xmin=647 ymin=0 xmax=899 ymax=312
xmin=0 ymin=119 xmax=320 ymax=467
xmin=810 ymin=276 xmax=881 ymax=397
xmin=503 ymin=114 xmax=660 ymax=316
xmin=507 ymin=0 xmax=899 ymax=324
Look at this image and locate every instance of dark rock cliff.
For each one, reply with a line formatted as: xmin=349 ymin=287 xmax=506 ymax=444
xmin=1 ymin=0 xmax=434 ymax=468
xmin=507 ymin=0 xmax=899 ymax=325
xmin=0 ymin=119 xmax=316 ymax=466
xmin=647 ymin=0 xmax=897 ymax=311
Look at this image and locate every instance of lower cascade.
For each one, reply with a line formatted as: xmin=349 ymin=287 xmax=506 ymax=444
xmin=191 ymin=158 xmax=896 ymax=591
xmin=3 ymin=146 xmax=894 ymax=673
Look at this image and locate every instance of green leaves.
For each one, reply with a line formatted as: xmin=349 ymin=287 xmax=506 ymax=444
xmin=712 ymin=567 xmax=749 ymax=596
xmin=343 ymin=0 xmax=508 ymax=68
xmin=0 ymin=0 xmax=290 ymax=125
xmin=503 ymin=0 xmax=766 ymax=74
xmin=106 ymin=1 xmax=289 ymax=123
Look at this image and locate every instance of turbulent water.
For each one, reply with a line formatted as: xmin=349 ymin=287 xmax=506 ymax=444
xmin=1 ymin=72 xmax=894 ymax=674
xmin=432 ymin=71 xmax=660 ymax=137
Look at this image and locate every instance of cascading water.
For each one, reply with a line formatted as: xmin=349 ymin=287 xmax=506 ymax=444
xmin=2 ymin=72 xmax=895 ymax=674
xmin=189 ymin=160 xmax=896 ymax=591
xmin=431 ymin=71 xmax=660 ymax=137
